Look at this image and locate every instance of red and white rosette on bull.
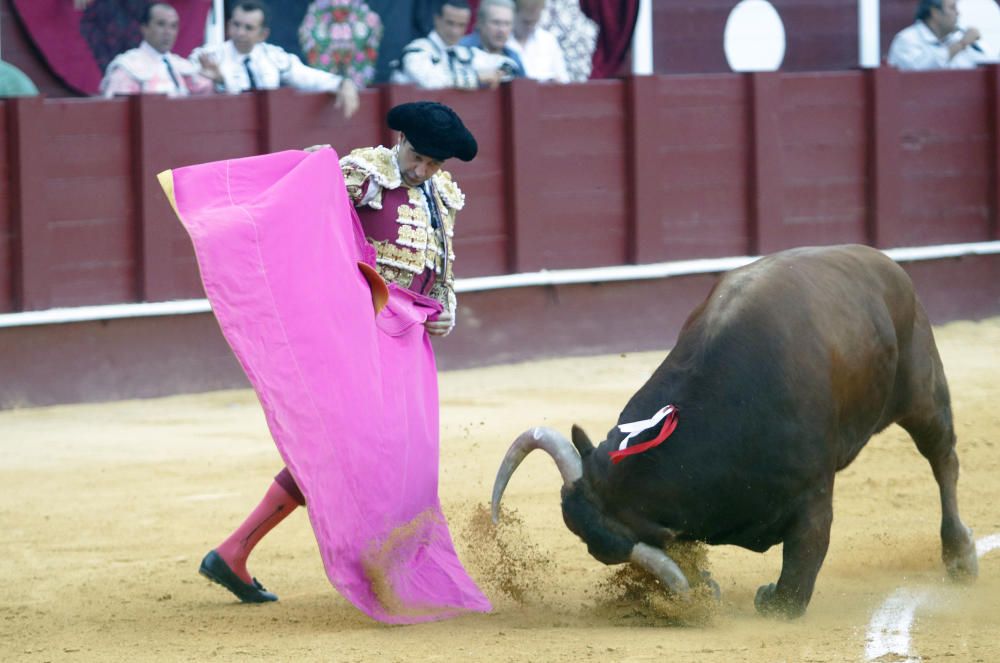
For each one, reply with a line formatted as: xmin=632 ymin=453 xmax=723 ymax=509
xmin=608 ymin=405 xmax=678 ymax=465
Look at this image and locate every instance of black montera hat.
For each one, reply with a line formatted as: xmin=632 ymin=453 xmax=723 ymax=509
xmin=386 ymin=101 xmax=478 ymax=162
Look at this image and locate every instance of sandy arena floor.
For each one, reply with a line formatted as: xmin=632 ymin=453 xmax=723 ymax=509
xmin=2 ymin=317 xmax=998 ymax=662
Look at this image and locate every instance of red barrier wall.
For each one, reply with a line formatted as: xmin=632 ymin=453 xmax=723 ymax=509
xmin=6 ymin=68 xmax=998 ymax=315
xmin=2 ymin=252 xmax=998 ymax=409
xmin=2 ymin=70 xmax=1000 ymax=408
xmin=0 ymin=105 xmax=10 ymax=313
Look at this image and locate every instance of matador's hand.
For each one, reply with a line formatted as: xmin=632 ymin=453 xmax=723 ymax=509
xmin=425 ymin=310 xmax=455 ymax=337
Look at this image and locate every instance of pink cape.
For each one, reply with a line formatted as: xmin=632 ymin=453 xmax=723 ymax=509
xmin=160 ymin=149 xmax=491 ymax=623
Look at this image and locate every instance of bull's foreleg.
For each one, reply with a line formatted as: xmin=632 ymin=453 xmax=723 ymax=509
xmin=755 ymin=489 xmax=833 ymax=619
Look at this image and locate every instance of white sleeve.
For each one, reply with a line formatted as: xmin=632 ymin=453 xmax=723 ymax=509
xmin=471 ymin=48 xmax=510 ymax=72
xmin=272 ymin=47 xmax=343 ymax=92
xmin=187 ymin=45 xmax=205 ymax=70
xmin=397 ymin=42 xmax=452 ymax=89
xmin=550 ymin=35 xmax=571 ymax=83
xmin=100 ymin=60 xmax=139 ymax=97
xmin=397 ymin=41 xmax=479 ymax=90
xmin=189 ymin=44 xmax=240 ymax=93
xmin=887 ymin=32 xmax=947 ymax=70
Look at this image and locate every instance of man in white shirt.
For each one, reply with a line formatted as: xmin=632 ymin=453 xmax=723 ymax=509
xmin=190 ymin=0 xmax=359 ymax=118
xmin=391 ymin=0 xmax=515 ymax=90
xmin=100 ymin=3 xmax=213 ymax=97
xmin=888 ymin=0 xmax=990 ymax=70
xmin=509 ymin=0 xmax=569 ymax=83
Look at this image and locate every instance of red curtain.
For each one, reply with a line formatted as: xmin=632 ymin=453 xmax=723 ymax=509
xmin=580 ymin=0 xmax=641 ymax=79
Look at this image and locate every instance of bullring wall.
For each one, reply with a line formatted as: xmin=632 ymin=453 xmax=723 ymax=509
xmin=1 ymin=72 xmax=999 ymax=407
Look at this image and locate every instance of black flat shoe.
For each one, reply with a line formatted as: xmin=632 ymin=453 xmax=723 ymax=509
xmin=198 ymin=550 xmax=278 ymax=603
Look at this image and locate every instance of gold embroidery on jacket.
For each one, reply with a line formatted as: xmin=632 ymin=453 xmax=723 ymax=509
xmin=340 ymin=146 xmax=400 ymax=210
xmin=338 ymin=145 xmax=461 ymax=311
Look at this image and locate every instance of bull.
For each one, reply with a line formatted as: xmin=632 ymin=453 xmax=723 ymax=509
xmin=491 ymin=244 xmax=978 ymax=617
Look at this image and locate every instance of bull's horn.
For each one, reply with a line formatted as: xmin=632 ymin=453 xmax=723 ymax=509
xmin=491 ymin=426 xmax=583 ymax=524
xmin=630 ymin=542 xmax=691 ymax=596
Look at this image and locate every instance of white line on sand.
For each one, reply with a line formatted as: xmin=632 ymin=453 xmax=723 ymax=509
xmin=975 ymin=533 xmax=1000 ymax=558
xmin=864 ymin=534 xmax=998 ymax=661
xmin=864 ymin=588 xmax=932 ymax=662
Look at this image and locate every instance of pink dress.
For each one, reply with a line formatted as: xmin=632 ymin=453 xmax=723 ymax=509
xmin=160 ymin=149 xmax=491 ymax=623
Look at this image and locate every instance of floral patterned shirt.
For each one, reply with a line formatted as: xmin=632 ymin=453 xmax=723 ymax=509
xmin=541 ymin=0 xmax=598 ymax=82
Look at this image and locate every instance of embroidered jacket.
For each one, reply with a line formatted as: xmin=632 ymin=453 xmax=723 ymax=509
xmin=339 ymin=145 xmax=464 ymax=314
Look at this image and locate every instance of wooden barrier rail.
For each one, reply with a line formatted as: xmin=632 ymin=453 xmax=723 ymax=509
xmin=2 ymin=69 xmax=999 ymax=315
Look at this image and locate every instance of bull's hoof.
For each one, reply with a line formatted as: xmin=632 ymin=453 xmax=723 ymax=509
xmin=753 ymin=583 xmax=805 ymax=619
xmin=754 ymin=583 xmax=777 ymax=615
xmin=700 ymin=570 xmax=722 ymax=602
xmin=945 ymin=543 xmax=979 ymax=583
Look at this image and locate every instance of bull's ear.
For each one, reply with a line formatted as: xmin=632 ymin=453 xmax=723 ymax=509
xmin=570 ymin=424 xmax=595 ymax=458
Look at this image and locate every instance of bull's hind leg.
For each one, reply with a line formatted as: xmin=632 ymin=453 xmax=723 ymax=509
xmin=898 ymin=405 xmax=978 ymax=580
xmin=897 ymin=312 xmax=978 ymax=582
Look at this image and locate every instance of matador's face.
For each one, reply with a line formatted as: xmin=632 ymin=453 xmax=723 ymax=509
xmin=397 ymin=136 xmax=445 ymax=188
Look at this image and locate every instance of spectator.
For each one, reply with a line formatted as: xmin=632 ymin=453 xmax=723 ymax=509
xmin=191 ymin=0 xmax=360 ymax=118
xmin=391 ymin=0 xmax=515 ymax=89
xmin=509 ymin=0 xmax=569 ymax=83
xmin=459 ymin=0 xmax=526 ymax=78
xmin=539 ymin=0 xmax=597 ymax=82
xmin=233 ymin=0 xmax=312 ymax=59
xmin=99 ymin=2 xmax=213 ymax=97
xmin=887 ymin=0 xmax=990 ymax=70
xmin=0 ymin=60 xmax=40 ymax=97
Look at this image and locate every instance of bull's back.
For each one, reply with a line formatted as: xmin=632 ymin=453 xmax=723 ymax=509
xmin=703 ymin=245 xmax=915 ymax=453
xmin=662 ymin=246 xmax=916 ymax=469
xmin=702 ymin=245 xmax=913 ymax=342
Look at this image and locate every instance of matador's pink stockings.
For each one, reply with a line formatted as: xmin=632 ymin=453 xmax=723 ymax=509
xmin=214 ymin=481 xmax=300 ymax=584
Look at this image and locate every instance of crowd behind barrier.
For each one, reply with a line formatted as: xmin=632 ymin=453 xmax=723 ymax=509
xmin=5 ymin=1 xmax=995 ymax=99
xmin=2 ymin=0 xmax=630 ymax=97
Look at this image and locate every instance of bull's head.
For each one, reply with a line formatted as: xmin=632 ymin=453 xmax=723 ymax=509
xmin=491 ymin=426 xmax=691 ymax=596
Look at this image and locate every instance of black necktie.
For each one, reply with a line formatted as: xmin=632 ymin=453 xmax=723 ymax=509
xmin=243 ymin=56 xmax=258 ymax=90
xmin=163 ymin=56 xmax=181 ymax=91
